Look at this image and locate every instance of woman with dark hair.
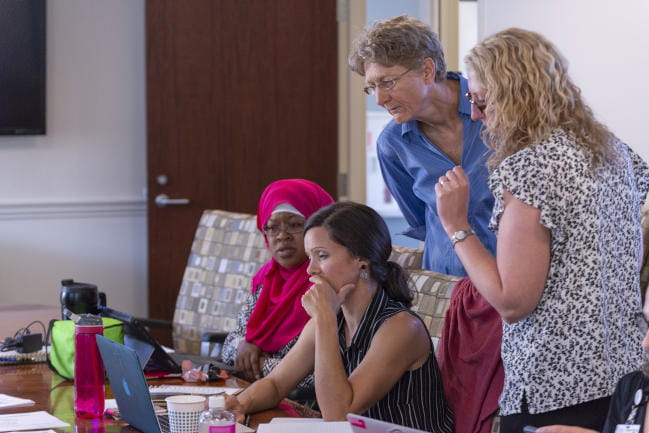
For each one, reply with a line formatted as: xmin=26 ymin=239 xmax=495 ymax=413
xmin=226 ymin=201 xmax=453 ymax=433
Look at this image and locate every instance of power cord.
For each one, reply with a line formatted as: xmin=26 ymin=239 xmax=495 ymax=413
xmin=1 ymin=320 xmax=46 ymax=353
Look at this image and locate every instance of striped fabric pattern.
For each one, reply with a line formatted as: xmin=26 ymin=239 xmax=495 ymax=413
xmin=337 ymin=288 xmax=454 ymax=433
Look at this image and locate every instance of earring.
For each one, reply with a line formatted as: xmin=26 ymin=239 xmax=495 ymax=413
xmin=360 ymin=265 xmax=369 ymax=280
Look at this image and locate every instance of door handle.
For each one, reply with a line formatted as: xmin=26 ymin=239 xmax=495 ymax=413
xmin=154 ymin=194 xmax=190 ymax=208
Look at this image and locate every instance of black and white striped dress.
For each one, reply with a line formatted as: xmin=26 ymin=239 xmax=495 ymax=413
xmin=337 ymin=288 xmax=454 ymax=433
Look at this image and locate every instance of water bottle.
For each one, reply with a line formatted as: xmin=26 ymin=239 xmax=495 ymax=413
xmin=197 ymin=395 xmax=236 ymax=433
xmin=71 ymin=310 xmax=105 ymax=418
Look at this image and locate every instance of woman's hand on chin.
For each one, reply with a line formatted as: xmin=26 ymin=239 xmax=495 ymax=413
xmin=302 ymin=276 xmax=355 ymax=319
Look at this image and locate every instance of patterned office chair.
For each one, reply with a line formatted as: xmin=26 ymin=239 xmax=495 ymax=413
xmin=171 ymin=210 xmax=270 ymax=356
xmin=172 ymin=217 xmax=451 ymax=356
xmin=388 ymin=245 xmax=424 ymax=271
xmin=390 ymin=245 xmax=460 ymax=349
xmin=391 ymin=247 xmax=501 ymax=433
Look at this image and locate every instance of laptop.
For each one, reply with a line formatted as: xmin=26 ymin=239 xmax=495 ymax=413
xmin=347 ymin=414 xmax=429 ymax=433
xmin=96 ymin=334 xmax=174 ymax=433
xmin=96 ymin=335 xmax=254 ymax=433
xmin=99 ymin=306 xmax=235 ymax=377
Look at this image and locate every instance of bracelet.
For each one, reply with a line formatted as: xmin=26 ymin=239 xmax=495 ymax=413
xmin=450 ymin=229 xmax=476 ymax=248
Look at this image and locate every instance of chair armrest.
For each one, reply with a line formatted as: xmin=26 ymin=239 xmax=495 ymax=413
xmin=201 ymin=332 xmax=228 ymax=343
xmin=99 ymin=307 xmax=172 ymax=329
xmin=135 ymin=317 xmax=172 ymax=329
xmin=201 ymin=332 xmax=228 ymax=358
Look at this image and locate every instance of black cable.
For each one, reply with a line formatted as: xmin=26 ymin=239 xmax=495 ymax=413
xmin=1 ymin=320 xmax=47 ymax=352
xmin=1 ymin=337 xmax=19 ymax=351
xmin=12 ymin=320 xmax=47 ymax=340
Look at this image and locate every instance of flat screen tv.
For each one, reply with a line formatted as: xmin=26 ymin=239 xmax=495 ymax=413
xmin=0 ymin=0 xmax=46 ymax=135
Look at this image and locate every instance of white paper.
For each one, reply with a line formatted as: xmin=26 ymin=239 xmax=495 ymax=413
xmin=104 ymin=398 xmax=118 ymax=411
xmin=0 ymin=411 xmax=69 ymax=432
xmin=0 ymin=394 xmax=35 ymax=409
xmin=257 ymin=421 xmax=352 ymax=433
xmin=235 ymin=423 xmax=255 ymax=433
xmin=4 ymin=430 xmax=57 ymax=433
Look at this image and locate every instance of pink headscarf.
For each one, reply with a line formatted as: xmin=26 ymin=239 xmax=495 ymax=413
xmin=246 ymin=179 xmax=334 ymax=353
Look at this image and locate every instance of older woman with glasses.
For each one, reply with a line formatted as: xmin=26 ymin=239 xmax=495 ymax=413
xmin=215 ymin=179 xmax=334 ymax=382
xmin=436 ymin=28 xmax=649 ymax=433
xmin=348 ymin=14 xmax=496 ymax=277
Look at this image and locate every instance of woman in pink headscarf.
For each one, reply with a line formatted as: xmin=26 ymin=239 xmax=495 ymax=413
xmin=220 ymin=178 xmax=334 ymax=382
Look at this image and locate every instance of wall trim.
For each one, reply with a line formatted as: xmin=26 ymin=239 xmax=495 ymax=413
xmin=0 ymin=198 xmax=147 ymax=220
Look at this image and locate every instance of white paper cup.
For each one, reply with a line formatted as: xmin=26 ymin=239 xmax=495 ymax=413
xmin=165 ymin=395 xmax=206 ymax=433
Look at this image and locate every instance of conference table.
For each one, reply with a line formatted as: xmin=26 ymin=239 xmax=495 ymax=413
xmin=0 ymin=362 xmax=320 ymax=432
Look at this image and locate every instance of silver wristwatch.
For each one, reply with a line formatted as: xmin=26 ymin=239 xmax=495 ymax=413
xmin=450 ymin=229 xmax=476 ymax=248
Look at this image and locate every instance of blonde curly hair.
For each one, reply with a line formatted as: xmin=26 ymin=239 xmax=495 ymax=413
xmin=465 ymin=28 xmax=616 ymax=171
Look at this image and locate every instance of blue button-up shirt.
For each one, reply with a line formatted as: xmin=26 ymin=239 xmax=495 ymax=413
xmin=377 ymin=72 xmax=496 ymax=276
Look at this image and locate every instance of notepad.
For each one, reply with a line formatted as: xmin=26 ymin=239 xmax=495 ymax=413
xmin=3 ymin=430 xmax=57 ymax=433
xmin=0 ymin=394 xmax=35 ymax=409
xmin=0 ymin=411 xmax=69 ymax=432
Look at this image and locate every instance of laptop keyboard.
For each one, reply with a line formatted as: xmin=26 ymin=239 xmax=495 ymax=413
xmin=158 ymin=414 xmax=170 ymax=433
xmin=149 ymin=385 xmax=241 ymax=395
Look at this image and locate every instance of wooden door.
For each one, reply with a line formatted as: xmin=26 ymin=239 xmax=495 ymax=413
xmin=146 ymin=0 xmax=338 ymax=345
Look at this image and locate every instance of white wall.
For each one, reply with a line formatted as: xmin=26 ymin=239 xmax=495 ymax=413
xmin=3 ymin=0 xmax=646 ymax=321
xmin=479 ymin=0 xmax=649 ymax=162
xmin=0 ymin=1 xmax=148 ymax=317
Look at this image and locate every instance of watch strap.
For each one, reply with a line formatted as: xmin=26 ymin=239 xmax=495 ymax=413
xmin=450 ymin=229 xmax=476 ymax=248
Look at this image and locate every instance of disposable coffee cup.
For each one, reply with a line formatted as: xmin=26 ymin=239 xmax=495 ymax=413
xmin=165 ymin=395 xmax=206 ymax=433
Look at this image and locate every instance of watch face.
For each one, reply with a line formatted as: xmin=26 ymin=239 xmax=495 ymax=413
xmin=451 ymin=229 xmax=475 ymax=247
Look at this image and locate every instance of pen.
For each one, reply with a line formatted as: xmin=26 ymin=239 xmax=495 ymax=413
xmin=244 ymin=414 xmax=251 ymax=427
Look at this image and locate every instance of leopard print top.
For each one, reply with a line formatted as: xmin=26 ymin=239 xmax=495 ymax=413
xmin=489 ymin=128 xmax=649 ymax=415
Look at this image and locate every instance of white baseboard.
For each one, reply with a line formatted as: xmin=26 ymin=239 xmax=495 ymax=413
xmin=0 ymin=198 xmax=147 ymax=220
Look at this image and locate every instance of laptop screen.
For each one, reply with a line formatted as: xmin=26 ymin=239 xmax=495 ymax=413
xmin=99 ymin=306 xmax=181 ymax=375
xmin=96 ymin=334 xmax=166 ymax=433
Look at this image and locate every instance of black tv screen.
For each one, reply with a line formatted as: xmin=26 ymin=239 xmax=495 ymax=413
xmin=0 ymin=0 xmax=46 ymax=135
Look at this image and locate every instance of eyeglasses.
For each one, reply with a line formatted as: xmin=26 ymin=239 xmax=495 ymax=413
xmin=363 ymin=68 xmax=412 ymax=96
xmin=465 ymin=92 xmax=487 ymax=113
xmin=262 ymin=222 xmax=305 ymax=237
